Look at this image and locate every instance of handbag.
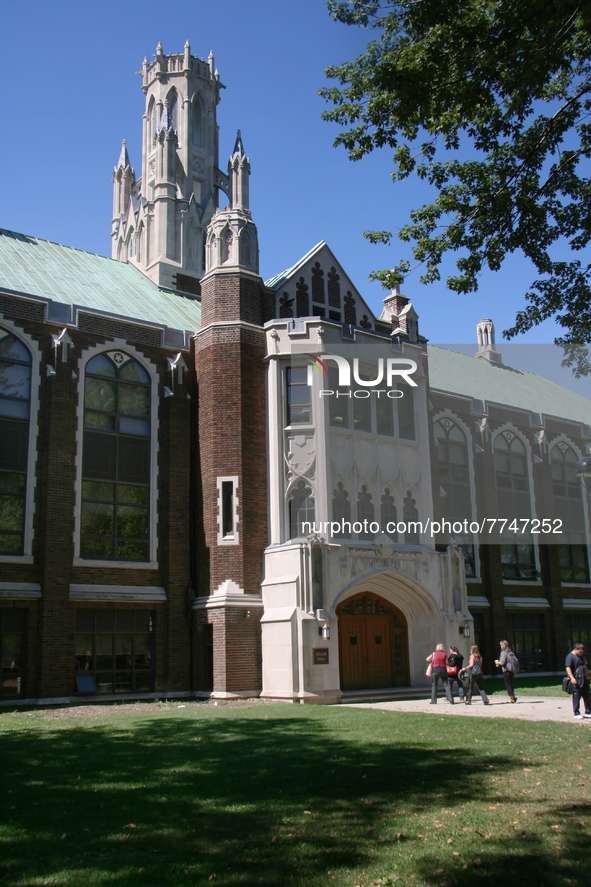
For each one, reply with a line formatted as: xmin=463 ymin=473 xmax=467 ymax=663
xmin=447 ymin=664 xmax=458 ymax=676
xmin=426 ymin=660 xmax=433 ymax=677
xmin=562 ymin=676 xmax=574 ymax=695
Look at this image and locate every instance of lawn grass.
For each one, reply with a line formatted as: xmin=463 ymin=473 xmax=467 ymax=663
xmin=485 ymin=675 xmax=565 ymax=697
xmin=0 ymin=702 xmax=590 ymax=887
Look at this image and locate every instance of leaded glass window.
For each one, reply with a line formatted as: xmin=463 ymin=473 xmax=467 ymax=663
xmin=81 ymin=351 xmax=151 ymax=561
xmin=289 ymin=481 xmax=315 ymax=538
xmin=403 ymin=492 xmax=419 ymax=544
xmin=551 ymin=443 xmax=590 ymax=583
xmin=494 ymin=431 xmax=535 ymax=579
xmin=357 ymin=485 xmax=375 ymax=540
xmin=332 ymin=482 xmax=351 ymax=538
xmin=434 ymin=417 xmax=475 ymax=576
xmin=506 ymin=612 xmax=547 ymax=672
xmin=0 ymin=609 xmax=26 ymax=698
xmin=286 ymin=367 xmax=310 ymax=425
xmin=328 ymin=366 xmax=349 ymax=429
xmin=75 ymin=609 xmax=154 ymax=694
xmin=398 ymin=384 xmax=415 ymax=440
xmin=0 ymin=331 xmax=31 ymax=555
xmin=564 ymin=613 xmax=591 ymax=655
xmin=376 ymin=393 xmax=394 ymax=436
xmin=381 ymin=488 xmax=398 ymax=542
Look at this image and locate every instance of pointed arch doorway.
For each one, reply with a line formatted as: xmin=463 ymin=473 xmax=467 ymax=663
xmin=337 ymin=592 xmax=410 ymax=690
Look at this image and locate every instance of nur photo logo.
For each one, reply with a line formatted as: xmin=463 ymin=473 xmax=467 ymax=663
xmin=304 ymin=353 xmax=417 ymax=399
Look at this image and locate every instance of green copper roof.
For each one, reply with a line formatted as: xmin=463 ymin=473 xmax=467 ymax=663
xmin=0 ymin=229 xmax=201 ymax=335
xmin=264 ymin=241 xmax=325 ymax=290
xmin=428 ymin=345 xmax=591 ymax=425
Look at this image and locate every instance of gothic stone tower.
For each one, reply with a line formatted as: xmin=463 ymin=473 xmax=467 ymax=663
xmin=112 ymin=41 xmax=229 ymax=293
xmin=193 ymin=134 xmax=268 ymax=697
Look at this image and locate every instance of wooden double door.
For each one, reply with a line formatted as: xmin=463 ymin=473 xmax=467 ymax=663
xmin=337 ymin=592 xmax=409 ymax=691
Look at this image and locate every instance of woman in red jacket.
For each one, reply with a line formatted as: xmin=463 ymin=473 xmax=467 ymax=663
xmin=427 ymin=643 xmax=454 ymax=704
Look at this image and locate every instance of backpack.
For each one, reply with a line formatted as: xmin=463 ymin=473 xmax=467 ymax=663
xmin=471 ymin=657 xmax=482 ymax=676
xmin=505 ymin=651 xmax=520 ymax=674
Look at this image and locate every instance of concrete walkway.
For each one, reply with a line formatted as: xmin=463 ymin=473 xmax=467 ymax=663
xmin=345 ymin=694 xmax=591 ymax=723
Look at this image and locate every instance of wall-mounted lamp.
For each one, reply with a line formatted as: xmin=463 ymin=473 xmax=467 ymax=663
xmin=576 ymin=455 xmax=591 ymax=478
xmin=244 ymin=609 xmax=251 ymax=620
xmin=463 ymin=621 xmax=471 ymax=638
xmin=321 ymin=623 xmax=330 ymax=640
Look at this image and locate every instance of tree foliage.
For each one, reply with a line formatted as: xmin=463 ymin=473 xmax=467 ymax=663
xmin=320 ymin=0 xmax=591 ymax=373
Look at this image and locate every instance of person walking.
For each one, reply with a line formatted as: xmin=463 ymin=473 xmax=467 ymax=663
xmin=565 ymin=642 xmax=591 ymax=720
xmin=465 ymin=645 xmax=489 ymax=705
xmin=427 ymin=643 xmax=454 ymax=704
xmin=447 ymin=645 xmax=465 ymax=700
xmin=495 ymin=640 xmax=518 ymax=703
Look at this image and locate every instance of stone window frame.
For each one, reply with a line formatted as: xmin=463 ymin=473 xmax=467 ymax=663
xmin=216 ymin=475 xmax=239 ymax=546
xmin=72 ymin=338 xmax=159 ymax=570
xmin=0 ymin=317 xmax=41 ymax=565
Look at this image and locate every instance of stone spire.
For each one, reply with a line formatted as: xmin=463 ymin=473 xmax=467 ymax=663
xmin=475 ymin=318 xmax=502 ymax=364
xmin=112 ymin=140 xmax=135 ymax=221
xmin=229 ymin=130 xmax=250 ymax=210
xmin=115 ymin=139 xmax=131 ymax=171
xmin=204 ymin=131 xmax=258 ymax=274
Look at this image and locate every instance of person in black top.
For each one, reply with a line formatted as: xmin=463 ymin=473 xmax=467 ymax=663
xmin=565 ymin=643 xmax=591 ymax=720
xmin=447 ymin=645 xmax=465 ymax=700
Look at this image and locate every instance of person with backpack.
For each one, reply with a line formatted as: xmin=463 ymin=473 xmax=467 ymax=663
xmin=495 ymin=639 xmax=519 ymax=703
xmin=447 ymin=645 xmax=465 ymax=700
xmin=565 ymin=643 xmax=591 ymax=720
xmin=465 ymin=645 xmax=489 ymax=705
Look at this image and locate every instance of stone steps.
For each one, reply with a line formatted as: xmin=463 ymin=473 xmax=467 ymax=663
xmin=338 ymin=686 xmax=432 ymax=704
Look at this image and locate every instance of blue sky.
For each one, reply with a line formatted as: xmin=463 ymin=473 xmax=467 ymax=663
xmin=1 ymin=0 xmax=589 ymax=394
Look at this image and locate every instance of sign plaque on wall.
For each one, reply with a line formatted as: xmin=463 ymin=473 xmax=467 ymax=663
xmin=313 ymin=648 xmax=329 ymax=665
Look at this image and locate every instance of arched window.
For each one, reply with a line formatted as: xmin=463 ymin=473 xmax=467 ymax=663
xmin=128 ymin=229 xmax=135 ymax=258
xmin=403 ymin=492 xmax=419 ymax=544
xmin=0 ymin=331 xmax=31 ymax=555
xmin=332 ymin=482 xmax=351 ymax=538
xmin=357 ymin=485 xmax=374 ymax=540
xmin=148 ymin=99 xmax=157 ymax=150
xmin=494 ymin=431 xmax=536 ymax=579
xmin=81 ymin=351 xmax=151 ymax=561
xmin=137 ymin=225 xmax=143 ymax=263
xmin=434 ymin=417 xmax=475 ymax=576
xmin=192 ymin=96 xmax=202 ymax=146
xmin=168 ymin=91 xmax=178 ymax=133
xmin=202 ymin=229 xmax=207 ymax=273
xmin=551 ymin=442 xmax=589 ymax=583
xmin=289 ymin=481 xmax=314 ymax=539
xmin=381 ymin=488 xmax=398 ymax=542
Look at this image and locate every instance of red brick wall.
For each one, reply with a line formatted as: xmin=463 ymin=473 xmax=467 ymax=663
xmin=0 ymin=297 xmax=194 ymax=699
xmin=195 ymin=271 xmax=267 ymax=693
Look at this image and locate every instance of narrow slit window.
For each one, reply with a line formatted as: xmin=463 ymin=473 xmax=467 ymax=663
xmin=222 ymin=481 xmax=234 ymax=538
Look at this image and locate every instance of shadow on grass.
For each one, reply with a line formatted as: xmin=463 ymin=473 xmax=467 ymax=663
xmin=0 ymin=709 xmax=586 ymax=886
xmin=418 ymin=802 xmax=591 ymax=887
